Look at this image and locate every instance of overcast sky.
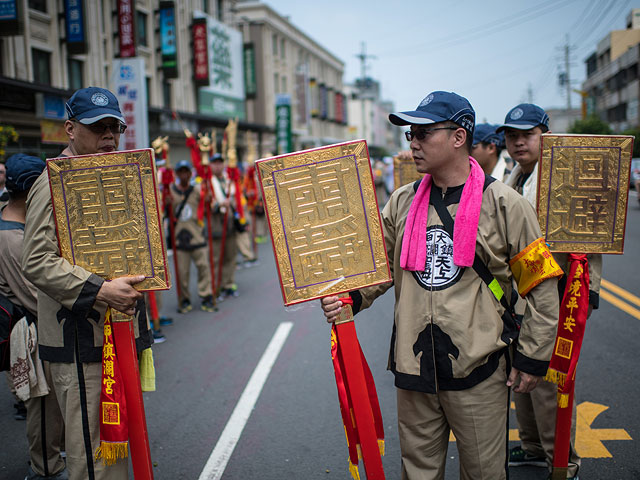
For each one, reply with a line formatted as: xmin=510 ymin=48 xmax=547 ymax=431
xmin=267 ymin=0 xmax=636 ymax=124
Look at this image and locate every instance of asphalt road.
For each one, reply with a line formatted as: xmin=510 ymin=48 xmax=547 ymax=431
xmin=2 ymin=194 xmax=639 ymax=479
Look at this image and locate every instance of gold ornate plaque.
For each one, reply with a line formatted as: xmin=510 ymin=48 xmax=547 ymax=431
xmin=257 ymin=140 xmax=391 ymax=305
xmin=47 ymin=149 xmax=170 ymax=290
xmin=537 ymin=134 xmax=634 ymax=254
xmin=393 ymin=154 xmax=424 ymax=191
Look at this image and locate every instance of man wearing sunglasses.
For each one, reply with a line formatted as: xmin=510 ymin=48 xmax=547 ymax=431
xmin=322 ymin=91 xmax=561 ymax=479
xmin=21 ymin=87 xmax=153 ymax=480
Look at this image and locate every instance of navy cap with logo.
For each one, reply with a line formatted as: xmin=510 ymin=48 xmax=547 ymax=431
xmin=5 ymin=153 xmax=46 ymax=193
xmin=174 ymin=160 xmax=192 ymax=171
xmin=389 ymin=91 xmax=475 ymax=137
xmin=65 ymin=87 xmax=126 ymax=125
xmin=496 ymin=103 xmax=549 ymax=133
xmin=473 ymin=123 xmax=504 ymax=147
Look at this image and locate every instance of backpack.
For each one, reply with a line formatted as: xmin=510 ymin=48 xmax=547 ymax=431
xmin=0 ymin=294 xmax=26 ymax=372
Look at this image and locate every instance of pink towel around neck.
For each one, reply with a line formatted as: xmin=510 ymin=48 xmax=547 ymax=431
xmin=400 ymin=157 xmax=485 ymax=271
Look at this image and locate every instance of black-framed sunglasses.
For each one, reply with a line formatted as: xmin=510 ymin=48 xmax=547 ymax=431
xmin=404 ymin=127 xmax=457 ymax=142
xmin=72 ymin=119 xmax=127 ymax=135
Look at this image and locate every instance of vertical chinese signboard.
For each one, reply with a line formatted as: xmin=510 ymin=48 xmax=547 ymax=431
xmin=64 ymin=0 xmax=87 ymax=54
xmin=537 ymin=134 xmax=634 ymax=254
xmin=118 ymin=0 xmax=136 ymax=58
xmin=295 ymin=65 xmax=309 ymax=127
xmin=275 ymin=94 xmax=292 ymax=155
xmin=192 ymin=18 xmax=209 ymax=85
xmin=244 ymin=43 xmax=257 ymax=98
xmin=0 ymin=0 xmax=21 ymax=36
xmin=195 ymin=11 xmax=245 ymax=120
xmin=112 ymin=58 xmax=148 ymax=151
xmin=159 ymin=1 xmax=177 ymax=78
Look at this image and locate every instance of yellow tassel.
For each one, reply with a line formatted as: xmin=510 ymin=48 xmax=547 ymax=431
xmin=348 ymin=460 xmax=361 ymax=480
xmin=557 ymin=393 xmax=569 ymax=408
xmin=378 ymin=439 xmax=385 ymax=456
xmin=94 ymin=442 xmax=128 ymax=466
xmin=544 ymin=369 xmax=566 ymax=387
xmin=140 ymin=348 xmax=156 ymax=392
xmin=356 ymin=444 xmax=362 ymax=460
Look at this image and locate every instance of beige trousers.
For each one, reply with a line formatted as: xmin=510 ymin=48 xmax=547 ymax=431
xmin=236 ymin=230 xmax=255 ymax=261
xmin=514 ymin=378 xmax=580 ymax=476
xmin=176 ymin=246 xmax=212 ymax=303
xmin=397 ymin=358 xmax=508 ymax=480
xmin=48 ymin=359 xmax=129 ymax=480
xmin=213 ymin=234 xmax=237 ymax=290
xmin=26 ymin=361 xmax=66 ymax=477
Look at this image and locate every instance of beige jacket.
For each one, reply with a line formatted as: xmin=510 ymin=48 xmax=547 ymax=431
xmin=22 ymin=171 xmax=152 ymax=363
xmin=352 ymin=176 xmax=560 ymax=393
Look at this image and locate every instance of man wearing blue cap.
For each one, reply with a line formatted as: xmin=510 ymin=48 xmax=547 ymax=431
xmin=21 ymin=87 xmax=153 ymax=480
xmin=471 ymin=123 xmax=510 ymax=181
xmin=322 ymin=91 xmax=561 ymax=479
xmin=171 ymin=159 xmax=215 ymax=313
xmin=500 ymin=103 xmax=601 ymax=480
xmin=1 ymin=154 xmax=68 ymax=479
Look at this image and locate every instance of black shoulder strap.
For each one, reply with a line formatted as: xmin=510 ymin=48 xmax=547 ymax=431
xmin=174 ymin=186 xmax=194 ymax=220
xmin=429 ymin=185 xmax=516 ymax=319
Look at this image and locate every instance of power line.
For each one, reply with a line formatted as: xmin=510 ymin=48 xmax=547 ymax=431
xmin=377 ymin=0 xmax=580 ymax=57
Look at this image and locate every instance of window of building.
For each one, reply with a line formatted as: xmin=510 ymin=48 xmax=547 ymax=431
xmin=272 ymin=34 xmax=278 ymax=56
xmin=68 ymin=58 xmax=83 ymax=91
xmin=203 ymin=0 xmax=210 ymax=14
xmin=282 ymin=76 xmax=287 ymax=93
xmin=217 ymin=0 xmax=224 ymax=21
xmin=28 ymin=0 xmax=47 ymax=12
xmin=32 ymin=49 xmax=51 ymax=85
xmin=136 ymin=11 xmax=148 ymax=47
xmin=274 ymin=73 xmax=279 ymax=94
xmin=280 ymin=38 xmax=285 ymax=59
xmin=163 ymin=80 xmax=172 ymax=108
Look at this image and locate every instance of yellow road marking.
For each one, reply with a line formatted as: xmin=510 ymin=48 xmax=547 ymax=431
xmin=576 ymin=402 xmax=632 ymax=458
xmin=601 ymin=279 xmax=640 ymax=308
xmin=449 ymin=402 xmax=632 ymax=459
xmin=600 ymin=290 xmax=640 ymax=321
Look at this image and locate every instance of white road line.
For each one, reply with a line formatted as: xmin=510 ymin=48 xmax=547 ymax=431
xmin=198 ymin=321 xmax=294 ymax=480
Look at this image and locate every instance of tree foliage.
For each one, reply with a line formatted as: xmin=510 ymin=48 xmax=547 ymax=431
xmin=568 ymin=115 xmax=613 ymax=135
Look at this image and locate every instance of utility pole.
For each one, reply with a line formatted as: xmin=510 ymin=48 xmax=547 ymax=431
xmin=565 ymin=35 xmax=572 ymax=111
xmin=527 ymin=83 xmax=534 ymax=104
xmin=355 ymin=42 xmax=376 ymax=141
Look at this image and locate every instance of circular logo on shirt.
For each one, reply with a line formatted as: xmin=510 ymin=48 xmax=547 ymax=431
xmin=180 ymin=204 xmax=193 ymax=222
xmin=419 ymin=94 xmax=434 ymax=108
xmin=510 ymin=107 xmax=524 ymax=120
xmin=412 ymin=225 xmax=464 ymax=291
xmin=91 ymin=93 xmax=109 ymax=106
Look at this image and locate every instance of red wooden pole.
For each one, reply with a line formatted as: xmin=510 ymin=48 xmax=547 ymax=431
xmin=112 ymin=313 xmax=154 ymax=480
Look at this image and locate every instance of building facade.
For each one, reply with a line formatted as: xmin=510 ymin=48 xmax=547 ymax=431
xmin=235 ymin=1 xmax=347 ymax=153
xmin=582 ymin=8 xmax=640 ymax=132
xmin=0 ymin=0 xmax=273 ymax=163
xmin=344 ymin=77 xmax=403 ymax=158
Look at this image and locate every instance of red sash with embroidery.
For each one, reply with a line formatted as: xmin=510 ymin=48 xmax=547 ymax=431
xmin=95 ymin=309 xmax=129 ymax=465
xmin=545 ymin=254 xmax=590 ymax=407
xmin=330 ymin=297 xmax=385 ymax=480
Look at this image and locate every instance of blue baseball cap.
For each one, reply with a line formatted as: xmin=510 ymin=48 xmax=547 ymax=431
xmin=389 ymin=91 xmax=475 ymax=136
xmin=65 ymin=87 xmax=125 ymax=125
xmin=496 ymin=103 xmax=549 ymax=133
xmin=174 ymin=160 xmax=192 ymax=171
xmin=210 ymin=153 xmax=223 ymax=163
xmin=473 ymin=123 xmax=504 ymax=147
xmin=5 ymin=153 xmax=46 ymax=193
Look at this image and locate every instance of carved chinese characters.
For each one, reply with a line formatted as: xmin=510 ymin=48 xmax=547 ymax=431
xmin=537 ymin=134 xmax=634 ymax=254
xmin=257 ymin=141 xmax=391 ymax=305
xmin=47 ymin=149 xmax=169 ymax=290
